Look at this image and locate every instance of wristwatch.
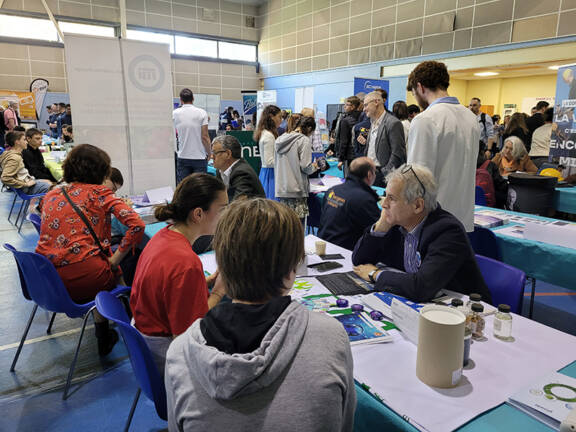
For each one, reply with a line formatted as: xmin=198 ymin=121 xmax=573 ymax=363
xmin=368 ymin=269 xmax=378 ymax=283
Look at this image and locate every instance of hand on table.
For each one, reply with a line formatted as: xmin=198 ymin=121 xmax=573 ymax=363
xmin=354 ymin=264 xmax=378 ymax=282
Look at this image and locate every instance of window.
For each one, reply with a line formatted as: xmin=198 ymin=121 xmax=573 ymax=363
xmin=0 ymin=14 xmax=58 ymax=41
xmin=218 ymin=41 xmax=256 ymax=62
xmin=59 ymin=21 xmax=115 ymax=38
xmin=126 ymin=29 xmax=175 ymax=53
xmin=175 ymin=36 xmax=217 ymax=58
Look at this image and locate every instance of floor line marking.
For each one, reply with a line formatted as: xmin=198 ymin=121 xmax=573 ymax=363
xmin=0 ymin=325 xmax=94 ymax=352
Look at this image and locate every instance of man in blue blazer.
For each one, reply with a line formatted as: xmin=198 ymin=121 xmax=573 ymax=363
xmin=352 ymin=163 xmax=491 ymax=303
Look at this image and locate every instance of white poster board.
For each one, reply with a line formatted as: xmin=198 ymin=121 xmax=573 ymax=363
xmin=256 ymin=89 xmax=277 ymax=124
xmin=64 ymin=34 xmax=175 ymax=194
xmin=521 ymin=97 xmax=555 ymax=115
xmin=294 ymin=86 xmax=314 ymax=113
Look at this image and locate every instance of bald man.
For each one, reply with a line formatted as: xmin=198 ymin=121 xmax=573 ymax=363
xmin=318 ymin=157 xmax=381 ymax=250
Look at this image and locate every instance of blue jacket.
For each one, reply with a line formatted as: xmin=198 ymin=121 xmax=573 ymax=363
xmin=352 ymin=206 xmax=492 ymax=303
xmin=318 ymin=175 xmax=380 ymax=251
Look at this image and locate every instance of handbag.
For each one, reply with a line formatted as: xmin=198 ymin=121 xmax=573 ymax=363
xmin=61 ymin=186 xmax=110 ymax=258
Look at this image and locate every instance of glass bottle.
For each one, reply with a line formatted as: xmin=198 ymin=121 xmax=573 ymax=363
xmin=451 ymin=298 xmax=471 ymax=366
xmin=493 ymin=304 xmax=513 ymax=341
xmin=470 ymin=303 xmax=485 ymax=340
xmin=466 ymin=293 xmax=482 ymax=312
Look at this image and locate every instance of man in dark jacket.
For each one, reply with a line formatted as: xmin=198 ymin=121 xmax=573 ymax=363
xmin=212 ymin=135 xmax=265 ymax=202
xmin=352 ymin=163 xmax=491 ymax=303
xmin=318 ymin=157 xmax=380 ymax=250
xmin=21 ymin=128 xmax=57 ymax=182
xmin=337 ymin=96 xmax=362 ymax=177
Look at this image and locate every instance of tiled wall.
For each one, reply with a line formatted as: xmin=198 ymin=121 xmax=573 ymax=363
xmin=0 ymin=0 xmax=261 ymax=99
xmin=258 ymin=0 xmax=576 ymax=77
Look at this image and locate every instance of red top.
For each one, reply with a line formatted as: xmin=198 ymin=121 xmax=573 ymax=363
xmin=36 ymin=183 xmax=145 ymax=267
xmin=130 ymin=226 xmax=209 ymax=337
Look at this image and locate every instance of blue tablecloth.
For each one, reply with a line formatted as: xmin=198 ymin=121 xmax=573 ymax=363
xmin=479 ymin=206 xmax=576 ymax=290
xmin=355 ymin=361 xmax=576 ymax=432
xmin=554 ymin=186 xmax=576 ymax=214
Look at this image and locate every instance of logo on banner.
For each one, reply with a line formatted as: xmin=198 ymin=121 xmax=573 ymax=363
xmin=128 ymin=55 xmax=165 ymax=92
xmin=363 ymin=81 xmax=383 ymax=91
xmin=243 ymin=95 xmax=257 ymax=115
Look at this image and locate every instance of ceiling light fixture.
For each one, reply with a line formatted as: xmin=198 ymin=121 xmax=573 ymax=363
xmin=474 ymin=71 xmax=499 ymax=77
xmin=548 ymin=63 xmax=576 ymax=70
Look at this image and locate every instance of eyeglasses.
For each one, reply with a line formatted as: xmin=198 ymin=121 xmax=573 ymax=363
xmin=401 ymin=164 xmax=426 ymax=197
xmin=212 ymin=150 xmax=228 ymax=156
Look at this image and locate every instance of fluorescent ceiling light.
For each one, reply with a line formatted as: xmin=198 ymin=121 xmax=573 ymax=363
xmin=474 ymin=71 xmax=499 ymax=77
xmin=548 ymin=63 xmax=576 ymax=70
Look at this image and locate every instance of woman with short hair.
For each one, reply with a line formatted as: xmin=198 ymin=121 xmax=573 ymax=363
xmin=492 ymin=135 xmax=538 ymax=176
xmin=165 ymin=198 xmax=356 ymax=432
xmin=36 ymin=144 xmax=145 ymax=355
xmin=130 ymin=173 xmax=228 ymax=374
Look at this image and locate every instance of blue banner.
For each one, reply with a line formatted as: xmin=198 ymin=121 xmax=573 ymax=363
xmin=243 ymin=93 xmax=257 ymax=117
xmin=550 ymin=66 xmax=576 ymax=176
xmin=354 ymin=78 xmax=389 ymax=107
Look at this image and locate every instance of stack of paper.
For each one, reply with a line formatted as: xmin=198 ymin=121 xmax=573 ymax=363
xmin=474 ymin=210 xmax=509 ymax=228
xmin=508 ymin=372 xmax=576 ymax=429
xmin=334 ymin=312 xmax=392 ymax=345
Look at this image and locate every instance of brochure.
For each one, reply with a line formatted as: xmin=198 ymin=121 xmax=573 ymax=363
xmin=362 ymin=291 xmax=425 ymax=318
xmin=508 ymin=372 xmax=576 ymax=429
xmin=334 ymin=312 xmax=392 ymax=345
xmin=474 ymin=210 xmax=509 ymax=228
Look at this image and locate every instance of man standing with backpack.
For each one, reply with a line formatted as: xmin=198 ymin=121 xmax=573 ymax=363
xmin=469 ymin=98 xmax=496 ymax=157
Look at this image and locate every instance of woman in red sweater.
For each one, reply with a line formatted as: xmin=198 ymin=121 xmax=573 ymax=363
xmin=36 ymin=144 xmax=145 ymax=355
xmin=130 ymin=173 xmax=228 ymax=374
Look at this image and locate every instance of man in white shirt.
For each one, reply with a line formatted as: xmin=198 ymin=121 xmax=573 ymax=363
xmin=173 ymin=88 xmax=211 ymax=183
xmin=406 ymin=61 xmax=479 ymax=232
xmin=529 ymin=107 xmax=553 ymax=167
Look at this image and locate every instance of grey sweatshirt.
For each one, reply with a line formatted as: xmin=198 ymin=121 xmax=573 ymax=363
xmin=274 ymin=132 xmax=317 ymax=198
xmin=165 ymin=301 xmax=356 ymax=432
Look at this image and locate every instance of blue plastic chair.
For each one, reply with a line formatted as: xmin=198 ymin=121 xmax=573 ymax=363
xmin=95 ymin=291 xmax=167 ymax=431
xmin=8 ymin=188 xmax=46 ymax=232
xmin=3 ymin=244 xmax=130 ymax=400
xmin=475 ymin=186 xmax=487 ymax=206
xmin=468 ymin=226 xmax=501 ymax=261
xmin=476 ymin=254 xmax=526 ymax=314
xmin=26 ymin=213 xmax=42 ymax=234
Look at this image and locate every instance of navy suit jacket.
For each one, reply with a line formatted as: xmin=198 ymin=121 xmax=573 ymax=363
xmin=318 ymin=175 xmax=380 ymax=250
xmin=352 ymin=206 xmax=492 ymax=303
xmin=217 ymin=159 xmax=265 ymax=202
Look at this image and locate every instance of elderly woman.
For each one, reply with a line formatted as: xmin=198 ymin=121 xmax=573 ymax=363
xmin=492 ymin=136 xmax=537 ymax=176
xmin=165 ymin=198 xmax=356 ymax=431
xmin=36 ymin=144 xmax=145 ymax=355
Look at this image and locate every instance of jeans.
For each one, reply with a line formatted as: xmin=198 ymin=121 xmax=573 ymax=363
xmin=22 ymin=181 xmax=51 ymax=195
xmin=176 ymin=158 xmax=208 ymax=184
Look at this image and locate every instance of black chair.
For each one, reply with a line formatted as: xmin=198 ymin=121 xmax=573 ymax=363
xmin=506 ymin=173 xmax=557 ymax=215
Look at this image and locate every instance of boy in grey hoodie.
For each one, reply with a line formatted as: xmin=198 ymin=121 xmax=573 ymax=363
xmin=165 ymin=198 xmax=356 ymax=432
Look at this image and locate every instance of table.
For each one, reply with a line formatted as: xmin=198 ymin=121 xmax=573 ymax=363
xmin=554 ymin=186 xmax=576 ymax=214
xmin=41 ymin=151 xmax=63 ymax=181
xmin=478 ymin=206 xmax=575 ymax=291
xmin=199 ymin=235 xmax=576 ymax=432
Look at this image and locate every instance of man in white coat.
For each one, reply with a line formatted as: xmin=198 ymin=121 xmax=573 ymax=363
xmin=406 ymin=61 xmax=479 ymax=232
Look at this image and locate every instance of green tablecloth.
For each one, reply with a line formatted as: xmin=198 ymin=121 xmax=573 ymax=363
xmin=42 ymin=153 xmax=63 ymax=181
xmin=554 ymin=186 xmax=576 ymax=214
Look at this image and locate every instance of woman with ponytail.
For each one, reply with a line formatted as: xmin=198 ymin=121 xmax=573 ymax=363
xmin=130 ymin=173 xmax=228 ymax=373
xmin=253 ymin=104 xmax=282 ymax=199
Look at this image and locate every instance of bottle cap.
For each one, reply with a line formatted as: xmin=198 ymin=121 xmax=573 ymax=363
xmin=469 ymin=293 xmax=482 ymax=302
xmin=336 ymin=298 xmax=348 ymax=308
xmin=497 ymin=304 xmax=511 ymax=313
xmin=471 ymin=303 xmax=484 ymax=312
xmin=351 ymin=303 xmax=364 ymax=312
xmin=451 ymin=298 xmax=464 ymax=307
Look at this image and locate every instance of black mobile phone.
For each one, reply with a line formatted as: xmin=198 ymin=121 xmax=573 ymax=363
xmin=307 ymin=261 xmax=343 ymax=272
xmin=321 ymin=254 xmax=345 ymax=260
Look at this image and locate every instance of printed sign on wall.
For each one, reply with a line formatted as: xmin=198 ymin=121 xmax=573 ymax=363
xmin=353 ymin=78 xmax=389 ymax=108
xmin=550 ymin=65 xmax=576 ymax=177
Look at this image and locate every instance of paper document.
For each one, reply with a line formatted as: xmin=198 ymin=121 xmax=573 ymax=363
xmin=335 ymin=312 xmax=392 ymax=345
xmin=508 ymin=372 xmax=576 ymax=429
xmin=144 ymin=186 xmax=173 ymax=205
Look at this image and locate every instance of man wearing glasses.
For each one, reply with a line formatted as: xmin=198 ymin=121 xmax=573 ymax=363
xmin=362 ymin=91 xmax=406 ymax=187
xmin=406 ymin=61 xmax=479 ymax=232
xmin=352 ymin=164 xmax=490 ymax=304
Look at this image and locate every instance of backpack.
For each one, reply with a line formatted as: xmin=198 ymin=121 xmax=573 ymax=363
xmin=476 ymin=160 xmax=495 ymax=207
